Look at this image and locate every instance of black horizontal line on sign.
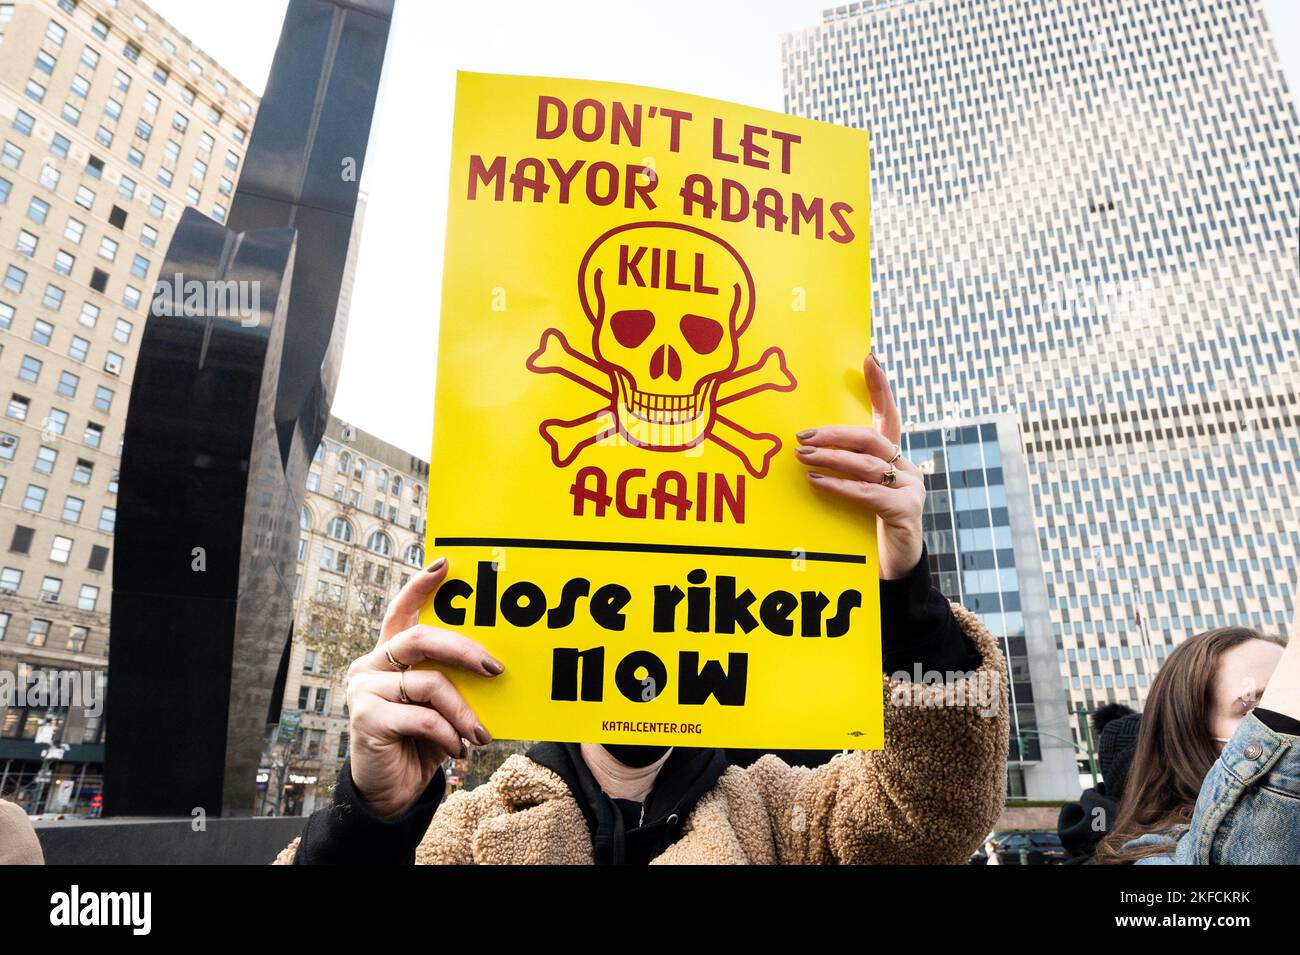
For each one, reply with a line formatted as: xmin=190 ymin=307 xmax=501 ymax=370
xmin=433 ymin=537 xmax=868 ymax=564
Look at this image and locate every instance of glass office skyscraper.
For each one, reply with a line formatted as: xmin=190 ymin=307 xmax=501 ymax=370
xmin=905 ymin=416 xmax=1078 ymax=798
xmin=783 ymin=0 xmax=1300 ymax=759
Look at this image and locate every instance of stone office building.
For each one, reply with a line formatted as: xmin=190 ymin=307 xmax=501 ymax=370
xmin=0 ymin=0 xmax=258 ymax=812
xmin=262 ymin=415 xmax=429 ymax=815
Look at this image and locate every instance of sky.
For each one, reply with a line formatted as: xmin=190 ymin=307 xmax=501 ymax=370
xmin=146 ymin=0 xmax=1300 ymax=460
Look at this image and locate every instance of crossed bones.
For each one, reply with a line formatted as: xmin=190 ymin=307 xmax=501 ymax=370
xmin=526 ymin=328 xmax=797 ymax=479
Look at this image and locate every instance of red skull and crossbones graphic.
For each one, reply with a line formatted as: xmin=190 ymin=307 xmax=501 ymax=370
xmin=526 ymin=221 xmax=796 ymax=479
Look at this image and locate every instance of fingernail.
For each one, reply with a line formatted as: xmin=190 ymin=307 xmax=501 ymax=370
xmin=483 ymin=656 xmax=505 ymax=676
xmin=807 ymin=472 xmax=824 ymax=481
xmin=424 ymin=556 xmax=446 ymax=573
xmin=459 ymin=738 xmax=470 ymax=759
xmin=796 ymin=429 xmax=816 ymax=440
xmin=473 ymin=723 xmax=492 ymax=745
xmin=870 ymin=352 xmax=883 ymax=370
xmin=795 ymin=446 xmax=816 ymax=455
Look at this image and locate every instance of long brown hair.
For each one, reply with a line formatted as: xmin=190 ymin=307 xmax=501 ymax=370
xmin=1096 ymin=626 xmax=1280 ymax=864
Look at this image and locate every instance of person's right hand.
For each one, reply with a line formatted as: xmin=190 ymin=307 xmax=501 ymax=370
xmin=1259 ymin=599 xmax=1300 ymax=723
xmin=344 ymin=557 xmax=504 ymax=821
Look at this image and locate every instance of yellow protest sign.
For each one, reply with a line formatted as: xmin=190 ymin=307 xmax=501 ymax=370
xmin=423 ymin=71 xmax=878 ymax=750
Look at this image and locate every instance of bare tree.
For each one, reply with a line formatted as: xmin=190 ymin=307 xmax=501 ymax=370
xmin=301 ymin=593 xmax=381 ymax=682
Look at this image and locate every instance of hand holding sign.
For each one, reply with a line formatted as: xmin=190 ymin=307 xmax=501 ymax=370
xmin=794 ymin=354 xmax=925 ymax=580
xmin=344 ymin=558 xmax=503 ymax=821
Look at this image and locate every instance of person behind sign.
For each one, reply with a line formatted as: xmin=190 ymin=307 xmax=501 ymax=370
xmin=1094 ymin=612 xmax=1300 ymax=865
xmin=276 ymin=354 xmax=1011 ymax=864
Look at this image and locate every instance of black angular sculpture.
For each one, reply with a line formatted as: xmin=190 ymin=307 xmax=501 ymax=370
xmin=107 ymin=0 xmax=394 ymax=817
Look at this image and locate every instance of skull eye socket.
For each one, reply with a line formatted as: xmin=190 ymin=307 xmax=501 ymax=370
xmin=679 ymin=314 xmax=724 ymax=355
xmin=610 ymin=309 xmax=655 ymax=348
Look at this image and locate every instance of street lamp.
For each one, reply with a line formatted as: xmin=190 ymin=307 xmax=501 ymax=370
xmin=1014 ymin=705 xmax=1100 ymax=790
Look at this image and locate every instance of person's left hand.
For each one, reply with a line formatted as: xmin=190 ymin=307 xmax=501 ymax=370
xmin=793 ymin=352 xmax=925 ymax=580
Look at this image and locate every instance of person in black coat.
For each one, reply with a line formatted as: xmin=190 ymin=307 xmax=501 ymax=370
xmin=1058 ymin=703 xmax=1141 ymax=863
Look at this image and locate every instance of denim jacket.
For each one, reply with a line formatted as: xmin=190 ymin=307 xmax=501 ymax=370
xmin=1127 ymin=712 xmax=1300 ymax=864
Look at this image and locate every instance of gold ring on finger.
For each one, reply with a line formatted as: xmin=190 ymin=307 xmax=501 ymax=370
xmin=398 ymin=669 xmax=411 ymax=704
xmin=386 ymin=646 xmax=409 ymax=672
xmin=887 ymin=446 xmax=903 ymax=465
xmin=882 ymin=467 xmax=898 ymax=486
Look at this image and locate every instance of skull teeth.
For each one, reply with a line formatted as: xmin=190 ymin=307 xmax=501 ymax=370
xmin=626 ymin=389 xmax=701 ymax=425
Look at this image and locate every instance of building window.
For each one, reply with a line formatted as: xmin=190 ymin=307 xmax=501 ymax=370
xmin=4 ymin=264 xmax=28 ymax=293
xmin=9 ymin=525 xmax=34 ymax=554
xmin=68 ymin=626 xmax=88 ymax=652
xmin=27 ymin=619 xmax=51 ymax=646
xmin=50 ymin=536 xmax=73 ymax=564
xmin=27 ymin=197 xmax=50 ymax=226
xmin=97 ymin=506 xmax=115 ymax=532
xmin=78 ymin=584 xmax=99 ymax=611
xmin=326 ymin=517 xmax=353 ymax=543
xmin=22 ymin=484 xmax=47 ymax=512
xmin=1 ymin=141 xmax=24 ymax=169
xmin=61 ymin=496 xmax=84 ymax=522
